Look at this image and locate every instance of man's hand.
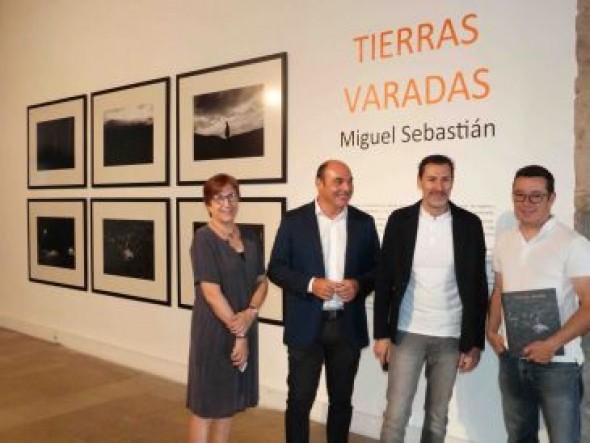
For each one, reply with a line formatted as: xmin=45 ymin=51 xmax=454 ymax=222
xmin=458 ymin=347 xmax=481 ymax=373
xmin=311 ymin=278 xmax=338 ymax=300
xmin=373 ymin=338 xmax=391 ymax=367
xmin=486 ymin=330 xmax=506 ymax=356
xmin=334 ymin=279 xmax=359 ymax=303
xmin=523 ymin=339 xmax=560 ymax=364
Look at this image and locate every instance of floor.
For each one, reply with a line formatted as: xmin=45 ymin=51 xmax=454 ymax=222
xmin=0 ymin=327 xmax=378 ymax=442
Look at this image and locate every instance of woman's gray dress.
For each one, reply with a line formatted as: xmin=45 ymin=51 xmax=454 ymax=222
xmin=186 ymin=225 xmax=263 ymax=418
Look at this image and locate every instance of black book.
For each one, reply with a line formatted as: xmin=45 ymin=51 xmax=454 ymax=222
xmin=501 ymin=288 xmax=564 ymax=358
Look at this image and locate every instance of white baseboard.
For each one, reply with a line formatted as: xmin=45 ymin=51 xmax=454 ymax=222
xmin=0 ymin=315 xmax=187 ymax=384
xmin=350 ymin=408 xmax=382 ymax=439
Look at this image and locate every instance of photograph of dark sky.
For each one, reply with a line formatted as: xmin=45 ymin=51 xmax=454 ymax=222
xmin=193 ymin=84 xmax=263 ymax=137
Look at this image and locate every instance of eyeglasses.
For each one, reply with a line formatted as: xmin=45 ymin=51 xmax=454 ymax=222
xmin=211 ymin=193 xmax=239 ymax=204
xmin=512 ymin=192 xmax=549 ymax=204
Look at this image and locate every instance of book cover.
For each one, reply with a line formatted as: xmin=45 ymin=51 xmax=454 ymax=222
xmin=501 ymin=288 xmax=564 ymax=357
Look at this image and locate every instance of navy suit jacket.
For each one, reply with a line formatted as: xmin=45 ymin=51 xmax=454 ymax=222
xmin=373 ymin=201 xmax=489 ymax=352
xmin=268 ymin=202 xmax=380 ymax=349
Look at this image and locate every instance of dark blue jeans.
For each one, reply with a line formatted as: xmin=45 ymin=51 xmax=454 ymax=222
xmin=285 ymin=317 xmax=361 ymax=443
xmin=499 ymin=353 xmax=581 ymax=443
xmin=582 ymin=335 xmax=590 ymax=442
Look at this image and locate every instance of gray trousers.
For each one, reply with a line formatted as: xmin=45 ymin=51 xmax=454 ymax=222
xmin=380 ymin=332 xmax=460 ymax=443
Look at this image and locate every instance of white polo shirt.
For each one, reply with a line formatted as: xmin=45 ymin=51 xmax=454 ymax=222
xmin=493 ymin=217 xmax=590 ymax=363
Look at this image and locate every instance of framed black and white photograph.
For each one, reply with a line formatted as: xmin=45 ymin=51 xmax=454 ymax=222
xmin=177 ymin=52 xmax=287 ymax=185
xmin=91 ymin=77 xmax=170 ymax=187
xmin=176 ymin=197 xmax=286 ymax=324
xmin=28 ymin=95 xmax=87 ymax=188
xmin=28 ymin=199 xmax=87 ymax=291
xmin=91 ymin=199 xmax=171 ymax=305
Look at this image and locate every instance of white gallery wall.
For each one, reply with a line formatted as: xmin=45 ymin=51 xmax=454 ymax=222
xmin=0 ymin=1 xmax=575 ymax=442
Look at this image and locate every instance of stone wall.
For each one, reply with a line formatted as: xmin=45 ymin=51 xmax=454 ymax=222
xmin=577 ymin=0 xmax=590 ymax=233
xmin=577 ymin=3 xmax=590 ymax=440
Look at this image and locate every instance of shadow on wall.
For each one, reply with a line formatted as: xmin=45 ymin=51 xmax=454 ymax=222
xmin=453 ymin=210 xmax=513 ymax=443
xmin=454 ymin=351 xmax=506 ymax=443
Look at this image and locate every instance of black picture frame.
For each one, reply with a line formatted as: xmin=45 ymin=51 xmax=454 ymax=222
xmin=176 ymin=197 xmax=286 ymax=325
xmin=27 ymin=95 xmax=87 ymax=189
xmin=27 ymin=199 xmax=87 ymax=291
xmin=177 ymin=52 xmax=287 ymax=185
xmin=91 ymin=77 xmax=170 ymax=187
xmin=91 ymin=198 xmax=171 ymax=306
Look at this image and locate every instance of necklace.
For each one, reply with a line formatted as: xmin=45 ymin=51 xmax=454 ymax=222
xmin=208 ymin=221 xmax=237 ymax=242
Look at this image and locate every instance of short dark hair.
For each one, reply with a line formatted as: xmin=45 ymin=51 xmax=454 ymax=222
xmin=203 ymin=173 xmax=240 ymax=205
xmin=316 ymin=161 xmax=331 ymax=180
xmin=513 ymin=165 xmax=555 ymax=194
xmin=418 ymin=154 xmax=454 ymax=178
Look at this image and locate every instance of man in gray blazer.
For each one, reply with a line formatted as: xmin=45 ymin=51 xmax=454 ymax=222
xmin=373 ymin=154 xmax=488 ymax=443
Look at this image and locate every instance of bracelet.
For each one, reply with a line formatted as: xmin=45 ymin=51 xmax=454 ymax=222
xmin=248 ymin=305 xmax=259 ymax=315
xmin=236 ymin=332 xmax=246 ymax=338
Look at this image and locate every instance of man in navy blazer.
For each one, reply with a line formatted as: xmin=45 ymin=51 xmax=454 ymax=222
xmin=268 ymin=159 xmax=379 ymax=443
xmin=373 ymin=154 xmax=488 ymax=443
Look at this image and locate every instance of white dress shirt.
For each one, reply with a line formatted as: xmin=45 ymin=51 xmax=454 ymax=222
xmin=309 ymin=200 xmax=347 ymax=310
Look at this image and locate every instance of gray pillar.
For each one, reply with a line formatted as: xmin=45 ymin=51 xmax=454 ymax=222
xmin=576 ymin=1 xmax=590 ymax=441
xmin=575 ymin=2 xmax=590 ymax=235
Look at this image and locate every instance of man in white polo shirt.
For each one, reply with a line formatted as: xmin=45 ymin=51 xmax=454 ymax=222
xmin=487 ymin=165 xmax=590 ymax=443
xmin=373 ymin=154 xmax=489 ymax=443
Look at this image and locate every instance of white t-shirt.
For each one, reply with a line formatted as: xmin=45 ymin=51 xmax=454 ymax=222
xmin=493 ymin=217 xmax=590 ymax=363
xmin=399 ymin=208 xmax=462 ymax=337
